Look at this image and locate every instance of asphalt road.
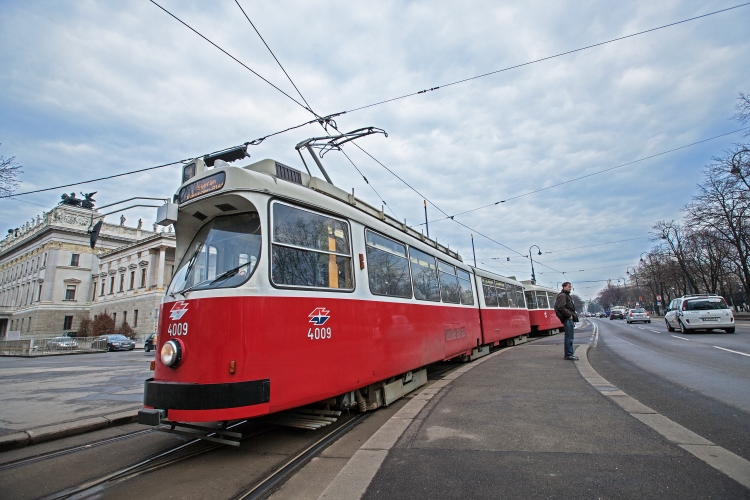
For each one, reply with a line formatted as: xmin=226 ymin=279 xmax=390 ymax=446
xmin=588 ymin=317 xmax=750 ymax=462
xmin=0 ymin=349 xmax=153 ymax=434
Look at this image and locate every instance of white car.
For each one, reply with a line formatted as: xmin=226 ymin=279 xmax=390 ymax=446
xmin=664 ymin=295 xmax=735 ymax=333
xmin=626 ymin=308 xmax=651 ymax=323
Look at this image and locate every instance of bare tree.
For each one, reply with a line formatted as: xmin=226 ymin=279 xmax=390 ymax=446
xmin=735 ymin=92 xmax=750 ymax=130
xmin=0 ymin=144 xmax=23 ymax=197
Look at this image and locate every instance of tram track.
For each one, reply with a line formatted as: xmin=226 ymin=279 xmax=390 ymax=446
xmin=0 ymin=429 xmax=155 ymax=472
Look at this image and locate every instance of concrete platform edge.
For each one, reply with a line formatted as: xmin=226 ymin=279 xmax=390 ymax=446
xmin=0 ymin=410 xmax=139 ymax=452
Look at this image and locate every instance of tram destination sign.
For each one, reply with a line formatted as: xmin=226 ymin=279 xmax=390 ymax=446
xmin=179 ymin=171 xmax=226 ymax=203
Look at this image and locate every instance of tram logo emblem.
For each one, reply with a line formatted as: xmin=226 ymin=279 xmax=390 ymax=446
xmin=170 ymin=301 xmax=189 ymax=320
xmin=308 ymin=307 xmax=330 ymax=325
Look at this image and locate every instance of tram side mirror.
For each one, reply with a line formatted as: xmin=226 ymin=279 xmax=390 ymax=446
xmin=156 ymin=202 xmax=178 ymax=226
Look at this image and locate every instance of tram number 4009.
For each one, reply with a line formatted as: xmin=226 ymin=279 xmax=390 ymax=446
xmin=308 ymin=327 xmax=331 ymax=340
xmin=168 ymin=322 xmax=188 ymax=336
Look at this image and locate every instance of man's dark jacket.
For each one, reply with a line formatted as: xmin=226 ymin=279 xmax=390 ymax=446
xmin=554 ymin=290 xmax=578 ymax=323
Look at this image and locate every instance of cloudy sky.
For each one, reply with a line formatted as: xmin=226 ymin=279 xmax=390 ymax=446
xmin=1 ymin=0 xmax=748 ymax=299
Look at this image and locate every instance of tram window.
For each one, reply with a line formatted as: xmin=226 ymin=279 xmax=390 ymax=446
xmin=457 ymin=269 xmax=474 ymax=305
xmin=169 ymin=212 xmax=262 ymax=294
xmin=365 ymin=230 xmax=411 ymax=298
xmin=496 ymin=281 xmax=509 ymax=307
xmin=482 ymin=278 xmax=498 ymax=307
xmin=505 ymin=283 xmax=516 ymax=308
xmin=525 ymin=291 xmax=537 ymax=309
xmin=437 ymin=259 xmax=460 ymax=304
xmin=547 ymin=292 xmax=556 ymax=308
xmin=409 ymin=247 xmax=440 ymax=301
xmin=515 ymin=285 xmax=526 ymax=308
xmin=271 ymin=203 xmax=353 ymax=290
xmin=536 ymin=291 xmax=549 ymax=309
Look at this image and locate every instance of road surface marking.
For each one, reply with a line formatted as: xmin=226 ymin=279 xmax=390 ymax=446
xmin=575 ymin=344 xmax=750 ymax=490
xmin=651 ymin=330 xmax=661 ymax=333
xmin=713 ymin=346 xmax=750 ymax=357
xmin=671 ymin=335 xmax=691 ymax=341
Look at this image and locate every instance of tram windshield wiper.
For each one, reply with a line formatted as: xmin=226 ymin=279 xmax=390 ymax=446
xmin=209 ymin=261 xmax=253 ymax=286
xmin=174 ymin=243 xmax=205 ymax=296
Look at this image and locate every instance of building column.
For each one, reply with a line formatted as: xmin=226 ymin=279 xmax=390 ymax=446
xmin=157 ymin=246 xmax=166 ymax=290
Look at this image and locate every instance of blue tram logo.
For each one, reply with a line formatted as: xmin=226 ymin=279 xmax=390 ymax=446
xmin=308 ymin=307 xmax=330 ymax=325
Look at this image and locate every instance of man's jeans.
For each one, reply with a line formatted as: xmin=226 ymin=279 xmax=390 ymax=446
xmin=564 ymin=319 xmax=575 ymax=357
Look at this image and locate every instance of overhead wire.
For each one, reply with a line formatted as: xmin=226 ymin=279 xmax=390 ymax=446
xmin=341 ymin=2 xmax=750 ymax=114
xmin=231 ymin=0 xmax=399 ymax=219
xmin=421 ymin=127 xmax=749 ymax=225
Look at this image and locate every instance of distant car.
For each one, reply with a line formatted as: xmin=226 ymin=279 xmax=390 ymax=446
xmin=610 ymin=309 xmax=625 ymax=320
xmin=626 ymin=308 xmax=651 ymax=323
xmin=144 ymin=333 xmax=157 ymax=352
xmin=664 ymin=295 xmax=735 ymax=333
xmin=46 ymin=337 xmax=79 ymax=350
xmin=62 ymin=331 xmax=78 ymax=338
xmin=95 ymin=334 xmax=136 ymax=352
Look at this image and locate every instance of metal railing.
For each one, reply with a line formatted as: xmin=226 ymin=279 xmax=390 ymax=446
xmin=0 ymin=337 xmax=109 ymax=356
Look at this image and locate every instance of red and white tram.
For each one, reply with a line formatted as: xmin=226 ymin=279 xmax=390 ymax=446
xmin=523 ymin=282 xmax=564 ymax=335
xmin=139 ymin=155 xmax=558 ymax=430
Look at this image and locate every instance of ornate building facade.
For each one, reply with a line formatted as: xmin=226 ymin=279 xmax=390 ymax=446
xmin=0 ymin=203 xmax=158 ymax=338
xmin=89 ymin=232 xmax=176 ymax=339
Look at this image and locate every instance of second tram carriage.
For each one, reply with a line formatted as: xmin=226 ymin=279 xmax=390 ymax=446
xmin=139 ymin=156 xmax=564 ymax=430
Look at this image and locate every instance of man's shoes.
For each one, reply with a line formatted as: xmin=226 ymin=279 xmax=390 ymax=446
xmin=564 ymin=355 xmax=579 ymax=361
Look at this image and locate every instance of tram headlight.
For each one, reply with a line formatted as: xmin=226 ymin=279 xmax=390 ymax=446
xmin=161 ymin=340 xmax=182 ymax=368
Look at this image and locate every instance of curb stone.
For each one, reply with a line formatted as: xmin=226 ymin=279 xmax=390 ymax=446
xmin=0 ymin=410 xmax=139 ymax=452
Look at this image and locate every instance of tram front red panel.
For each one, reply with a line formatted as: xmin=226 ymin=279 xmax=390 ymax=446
xmin=154 ymin=296 xmax=481 ymax=419
xmin=479 ymin=308 xmax=531 ymax=344
xmin=528 ymin=309 xmax=563 ymax=331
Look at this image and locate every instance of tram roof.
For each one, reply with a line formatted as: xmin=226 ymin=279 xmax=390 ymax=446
xmin=175 ymin=158 xmax=463 ymax=262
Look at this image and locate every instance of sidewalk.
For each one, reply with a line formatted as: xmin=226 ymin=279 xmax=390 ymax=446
xmin=309 ymin=327 xmax=750 ymax=499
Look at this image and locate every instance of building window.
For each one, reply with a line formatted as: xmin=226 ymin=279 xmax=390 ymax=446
xmin=63 ymin=316 xmax=73 ymax=330
xmin=71 ymin=254 xmax=80 ymax=267
xmin=133 ymin=309 xmax=138 ymax=327
xmin=112 ymin=312 xmax=116 ymax=325
xmin=130 ymin=271 xmax=135 ymax=290
xmin=92 ymin=283 xmax=97 ymax=301
xmin=28 ymin=317 xmax=31 ymax=332
xmin=43 ymin=253 xmax=47 ymax=267
xmin=119 ymin=274 xmax=125 ymax=292
xmin=100 ymin=280 xmax=106 ymax=296
xmin=123 ymin=311 xmax=128 ymax=325
xmin=64 ymin=285 xmax=76 ymax=301
xmin=140 ymin=268 xmax=147 ymax=288
xmin=20 ymin=318 xmax=24 ymax=331
xmin=109 ymin=276 xmax=115 ymax=294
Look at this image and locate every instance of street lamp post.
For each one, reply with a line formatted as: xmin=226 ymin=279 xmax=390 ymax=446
xmin=627 ymin=266 xmax=640 ymax=307
xmin=660 ymin=226 xmax=696 ymax=294
xmin=528 ymin=245 xmax=542 ymax=284
xmin=617 ymin=276 xmax=627 ymax=307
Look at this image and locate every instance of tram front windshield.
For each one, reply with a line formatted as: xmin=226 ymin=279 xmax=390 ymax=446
xmin=170 ymin=212 xmax=262 ymax=294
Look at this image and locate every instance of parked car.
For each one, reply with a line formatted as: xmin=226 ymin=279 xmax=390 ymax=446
xmin=46 ymin=337 xmax=79 ymax=350
xmin=94 ymin=334 xmax=136 ymax=351
xmin=626 ymin=308 xmax=651 ymax=323
xmin=144 ymin=333 xmax=157 ymax=352
xmin=610 ymin=308 xmax=626 ymax=320
xmin=664 ymin=295 xmax=735 ymax=333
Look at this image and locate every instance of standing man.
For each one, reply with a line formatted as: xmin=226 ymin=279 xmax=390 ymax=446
xmin=554 ymin=282 xmax=579 ymax=360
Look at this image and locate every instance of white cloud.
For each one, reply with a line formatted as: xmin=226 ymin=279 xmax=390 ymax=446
xmin=0 ymin=0 xmax=748 ymax=299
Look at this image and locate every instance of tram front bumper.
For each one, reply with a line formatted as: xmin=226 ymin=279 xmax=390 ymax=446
xmin=143 ymin=378 xmax=271 ymax=412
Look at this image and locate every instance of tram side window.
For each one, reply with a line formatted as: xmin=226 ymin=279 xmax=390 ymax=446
xmin=409 ymin=247 xmax=440 ymax=301
xmin=456 ymin=269 xmax=474 ymax=305
xmin=437 ymin=260 xmax=460 ymax=304
xmin=515 ymin=285 xmax=526 ymax=308
xmin=547 ymin=292 xmax=557 ymax=308
xmin=496 ymin=281 xmax=509 ymax=307
xmin=505 ymin=283 xmax=516 ymax=307
xmin=536 ymin=291 xmax=549 ymax=308
xmin=525 ymin=291 xmax=538 ymax=309
xmin=365 ymin=230 xmax=412 ymax=298
xmin=271 ymin=203 xmax=353 ymax=290
xmin=482 ymin=278 xmax=498 ymax=307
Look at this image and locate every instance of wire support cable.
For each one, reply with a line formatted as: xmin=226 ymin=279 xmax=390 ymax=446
xmin=420 ymin=127 xmax=749 ymax=226
xmin=342 ymin=2 xmax=750 ymax=114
